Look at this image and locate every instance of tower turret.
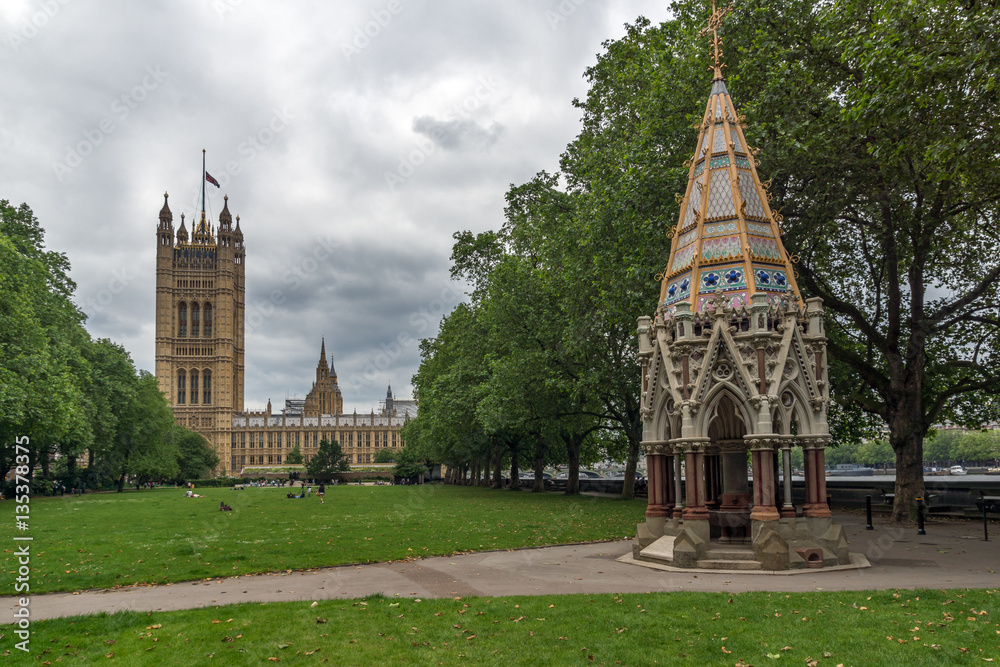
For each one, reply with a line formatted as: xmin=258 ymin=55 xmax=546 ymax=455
xmin=316 ymin=338 xmax=329 ymax=382
xmin=157 ymin=192 xmax=174 ymax=248
xmin=218 ymin=194 xmax=233 ymax=241
xmin=177 ymin=213 xmax=188 ymax=244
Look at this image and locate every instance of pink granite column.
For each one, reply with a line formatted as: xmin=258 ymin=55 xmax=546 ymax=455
xmin=644 ymin=452 xmax=670 ymax=521
xmin=749 ymin=438 xmax=779 ymax=521
xmin=682 ymin=445 xmax=710 ymax=521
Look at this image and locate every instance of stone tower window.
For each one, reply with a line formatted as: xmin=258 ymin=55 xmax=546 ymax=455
xmin=178 ymin=302 xmax=187 ymax=337
xmin=203 ymin=370 xmax=212 ymax=405
xmin=177 ymin=370 xmax=186 ymax=405
xmin=190 ymin=370 xmax=199 ymax=404
xmin=191 ymin=303 xmax=200 ymax=337
xmin=203 ymin=303 xmax=213 ymax=337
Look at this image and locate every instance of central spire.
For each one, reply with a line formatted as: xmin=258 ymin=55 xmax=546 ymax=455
xmin=657 ymin=12 xmax=801 ymax=313
xmin=699 ymin=0 xmax=732 ymax=81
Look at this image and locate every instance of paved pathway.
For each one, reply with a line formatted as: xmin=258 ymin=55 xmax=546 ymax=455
xmin=4 ymin=514 xmax=997 ymax=621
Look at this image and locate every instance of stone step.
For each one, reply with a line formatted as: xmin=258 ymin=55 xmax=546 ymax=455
xmin=697 ymin=559 xmax=762 ymax=571
xmin=704 ymin=549 xmax=756 ymax=561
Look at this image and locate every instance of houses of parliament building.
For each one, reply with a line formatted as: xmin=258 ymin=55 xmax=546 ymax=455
xmin=153 ymin=192 xmax=412 ymax=476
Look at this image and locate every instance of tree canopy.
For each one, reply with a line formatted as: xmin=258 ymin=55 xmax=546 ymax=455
xmin=1 ymin=200 xmax=214 ymax=493
xmin=306 ymin=439 xmax=351 ymax=479
xmin=406 ymin=1 xmax=1000 ymax=515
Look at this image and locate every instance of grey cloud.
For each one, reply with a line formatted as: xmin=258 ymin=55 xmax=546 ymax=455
xmin=412 ymin=115 xmax=505 ymax=152
xmin=0 ymin=0 xmax=668 ymax=409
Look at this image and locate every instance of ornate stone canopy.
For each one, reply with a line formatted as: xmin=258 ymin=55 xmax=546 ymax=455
xmin=629 ymin=4 xmax=853 ymax=571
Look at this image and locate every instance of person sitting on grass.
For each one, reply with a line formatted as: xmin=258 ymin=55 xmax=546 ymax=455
xmin=220 ymin=501 xmax=233 ymax=511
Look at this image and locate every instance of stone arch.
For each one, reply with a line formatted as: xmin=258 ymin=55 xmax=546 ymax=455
xmin=650 ymin=388 xmax=678 ymax=442
xmin=697 ymin=382 xmax=754 ymax=438
xmin=776 ymin=381 xmax=816 ymax=436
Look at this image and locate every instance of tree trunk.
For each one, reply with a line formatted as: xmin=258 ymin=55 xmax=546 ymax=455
xmin=891 ymin=430 xmax=925 ymax=522
xmin=491 ymin=443 xmax=503 ymax=490
xmin=564 ymin=433 xmax=581 ymax=496
xmin=532 ymin=434 xmax=546 ymax=493
xmin=479 ymin=455 xmax=489 ymax=487
xmin=508 ymin=443 xmax=520 ymax=491
xmin=41 ymin=443 xmax=51 ymax=478
xmin=621 ymin=434 xmax=640 ymax=499
xmin=470 ymin=460 xmax=479 ymax=487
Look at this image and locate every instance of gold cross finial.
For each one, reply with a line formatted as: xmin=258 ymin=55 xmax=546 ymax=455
xmin=699 ymin=0 xmax=733 ymax=80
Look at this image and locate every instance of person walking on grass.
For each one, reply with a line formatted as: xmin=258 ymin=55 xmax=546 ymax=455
xmin=317 ymin=483 xmax=325 ymax=504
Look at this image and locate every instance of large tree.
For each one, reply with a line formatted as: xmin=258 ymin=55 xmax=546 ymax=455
xmin=713 ymin=0 xmax=1000 ymax=518
xmin=306 ymin=438 xmax=350 ymax=479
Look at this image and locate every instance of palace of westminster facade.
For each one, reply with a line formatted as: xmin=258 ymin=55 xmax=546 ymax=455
xmin=153 ymin=193 xmax=412 ymax=475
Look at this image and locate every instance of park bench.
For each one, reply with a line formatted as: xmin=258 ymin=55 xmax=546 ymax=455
xmin=976 ymin=491 xmax=1000 ymax=516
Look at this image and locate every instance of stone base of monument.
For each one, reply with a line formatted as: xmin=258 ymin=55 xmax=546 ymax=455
xmin=630 ymin=515 xmax=860 ymax=572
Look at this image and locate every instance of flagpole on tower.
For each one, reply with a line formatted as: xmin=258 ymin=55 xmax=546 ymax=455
xmin=201 ymin=149 xmax=206 ymax=216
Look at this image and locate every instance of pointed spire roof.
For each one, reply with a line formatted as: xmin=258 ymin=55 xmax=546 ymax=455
xmin=319 ymin=337 xmax=327 ymax=365
xmin=192 ymin=211 xmax=213 ymax=245
xmin=159 ymin=192 xmax=172 ymax=223
xmin=658 ymin=39 xmax=801 ymax=313
xmin=219 ymin=194 xmax=232 ymax=228
xmin=177 ymin=213 xmax=188 ymax=243
xmin=329 ymin=354 xmax=337 ymax=379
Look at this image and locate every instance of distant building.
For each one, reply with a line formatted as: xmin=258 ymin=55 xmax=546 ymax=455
xmin=153 ymin=192 xmax=410 ymax=475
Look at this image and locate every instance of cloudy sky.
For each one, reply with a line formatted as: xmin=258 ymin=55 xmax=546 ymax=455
xmin=1 ymin=0 xmax=667 ymax=412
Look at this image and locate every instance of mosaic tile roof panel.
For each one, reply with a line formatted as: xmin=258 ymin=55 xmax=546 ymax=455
xmin=681 ymin=195 xmax=698 ymax=229
xmin=701 ymin=235 xmax=741 ymax=262
xmin=748 ymin=236 xmax=782 ymax=262
xmin=703 ymin=221 xmax=739 ymax=238
xmin=664 ymin=271 xmax=693 ymax=305
xmin=658 ymin=79 xmax=803 ymax=312
xmin=706 ymin=169 xmax=736 ymax=220
xmin=738 ymin=170 xmax=767 ymax=219
xmin=671 ymin=243 xmax=697 ymax=272
xmin=712 ymin=124 xmax=728 ymax=153
xmin=699 ymin=263 xmax=746 ymax=294
xmin=746 ymin=222 xmax=773 ymax=237
xmin=752 ymin=266 xmax=789 ymax=292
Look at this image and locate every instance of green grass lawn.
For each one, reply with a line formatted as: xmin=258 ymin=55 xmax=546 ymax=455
xmin=14 ymin=588 xmax=998 ymax=665
xmin=1 ymin=485 xmax=645 ymax=594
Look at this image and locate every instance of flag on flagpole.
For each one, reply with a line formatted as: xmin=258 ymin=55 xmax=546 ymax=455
xmin=205 ymin=172 xmax=220 ymax=188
